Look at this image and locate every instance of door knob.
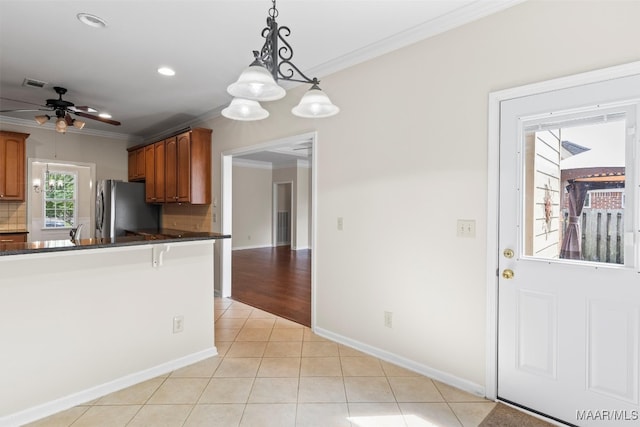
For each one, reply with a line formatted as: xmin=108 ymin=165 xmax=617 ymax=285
xmin=502 ymin=269 xmax=514 ymax=279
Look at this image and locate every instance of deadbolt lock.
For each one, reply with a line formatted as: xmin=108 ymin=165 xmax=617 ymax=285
xmin=502 ymin=269 xmax=514 ymax=279
xmin=503 ymin=248 xmax=514 ymax=259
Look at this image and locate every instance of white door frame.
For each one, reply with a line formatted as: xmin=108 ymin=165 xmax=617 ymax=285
xmin=220 ymin=131 xmax=318 ymax=328
xmin=485 ymin=61 xmax=640 ymax=401
xmin=27 ymin=158 xmax=96 ymax=241
xmin=272 ymin=181 xmax=293 ymax=247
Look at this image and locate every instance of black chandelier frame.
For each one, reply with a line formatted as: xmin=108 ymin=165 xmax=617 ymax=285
xmin=251 ymin=0 xmax=321 ymax=88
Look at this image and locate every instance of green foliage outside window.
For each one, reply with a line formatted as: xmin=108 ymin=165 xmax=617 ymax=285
xmin=44 ymin=172 xmax=76 ymax=228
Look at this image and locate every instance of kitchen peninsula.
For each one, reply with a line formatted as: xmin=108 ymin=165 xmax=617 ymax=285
xmin=0 ymin=231 xmax=229 ymax=426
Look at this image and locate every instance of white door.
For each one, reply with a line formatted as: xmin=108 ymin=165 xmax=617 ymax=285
xmin=498 ymin=74 xmax=640 ymax=426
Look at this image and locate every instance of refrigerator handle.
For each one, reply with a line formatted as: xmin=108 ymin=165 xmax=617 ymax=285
xmin=96 ymin=190 xmax=104 ymax=232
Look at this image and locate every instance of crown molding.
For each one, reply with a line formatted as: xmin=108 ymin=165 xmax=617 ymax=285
xmin=232 ymin=158 xmax=273 ymax=169
xmin=0 ymin=115 xmax=142 ymax=143
xmin=232 ymin=157 xmax=310 ymax=170
xmin=304 ymin=0 xmax=526 ymax=81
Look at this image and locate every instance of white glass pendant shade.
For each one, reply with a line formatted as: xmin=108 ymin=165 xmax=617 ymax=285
xmin=227 ymin=64 xmax=286 ymax=101
xmin=222 ymin=98 xmax=269 ymax=121
xmin=292 ymin=86 xmax=339 ymax=118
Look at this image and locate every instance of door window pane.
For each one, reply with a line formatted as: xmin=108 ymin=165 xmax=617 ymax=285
xmin=43 ymin=171 xmax=77 ymax=228
xmin=523 ymin=113 xmax=627 ymax=265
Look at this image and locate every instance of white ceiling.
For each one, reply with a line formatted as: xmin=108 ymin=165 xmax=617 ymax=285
xmin=0 ymin=0 xmax=519 ymax=142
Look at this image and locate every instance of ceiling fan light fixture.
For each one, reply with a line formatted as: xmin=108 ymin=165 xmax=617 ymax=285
xmin=73 ymin=119 xmax=86 ymax=129
xmin=77 ymin=13 xmax=107 ymax=28
xmin=55 ymin=117 xmax=67 ymax=133
xmin=34 ymin=115 xmax=50 ymax=125
xmin=292 ymin=84 xmax=339 ymax=118
xmin=221 ymin=98 xmax=269 ymax=121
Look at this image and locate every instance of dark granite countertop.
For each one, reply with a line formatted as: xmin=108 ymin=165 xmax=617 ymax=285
xmin=0 ymin=230 xmax=28 ymax=234
xmin=0 ymin=229 xmax=230 ymax=256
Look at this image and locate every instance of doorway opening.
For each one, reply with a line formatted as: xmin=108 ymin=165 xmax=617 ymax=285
xmin=220 ymin=131 xmax=317 ymax=327
xmin=273 ymin=182 xmax=292 ymax=247
xmin=487 ymin=63 xmax=640 ymax=424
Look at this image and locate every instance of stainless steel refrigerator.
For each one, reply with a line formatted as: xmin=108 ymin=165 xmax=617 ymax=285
xmin=95 ymin=180 xmax=160 ymax=239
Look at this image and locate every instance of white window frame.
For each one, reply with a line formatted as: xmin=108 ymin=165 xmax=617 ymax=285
xmin=42 ymin=170 xmax=78 ymax=230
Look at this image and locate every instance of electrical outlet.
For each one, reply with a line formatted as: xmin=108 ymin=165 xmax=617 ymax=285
xmin=173 ymin=316 xmax=184 ymax=333
xmin=337 ymin=217 xmax=344 ymax=231
xmin=384 ymin=311 xmax=393 ymax=328
xmin=456 ymin=219 xmax=476 ymax=238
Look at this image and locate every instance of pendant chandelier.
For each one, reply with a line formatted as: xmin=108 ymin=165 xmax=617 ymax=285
xmin=222 ymin=0 xmax=339 ymax=121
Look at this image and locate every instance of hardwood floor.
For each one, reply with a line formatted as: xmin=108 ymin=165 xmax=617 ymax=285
xmin=231 ymin=245 xmax=311 ymax=326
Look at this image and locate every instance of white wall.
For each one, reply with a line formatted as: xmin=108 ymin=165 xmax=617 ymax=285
xmin=0 ymin=241 xmax=216 ymax=424
xmin=296 ymin=162 xmax=310 ymax=250
xmin=199 ymin=0 xmax=640 ymax=392
xmin=0 ymin=124 xmax=128 ymax=181
xmin=232 ymin=164 xmax=272 ymax=249
xmin=0 ymin=124 xmax=128 ymax=241
xmin=273 ymin=164 xmax=311 ymax=250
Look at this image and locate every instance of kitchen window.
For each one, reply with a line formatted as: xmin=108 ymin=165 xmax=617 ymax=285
xmin=43 ymin=171 xmax=77 ymax=229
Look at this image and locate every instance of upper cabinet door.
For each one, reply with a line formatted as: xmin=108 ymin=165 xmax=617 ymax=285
xmin=0 ymin=131 xmax=27 ymax=202
xmin=135 ymin=127 xmax=211 ymax=205
xmin=176 ymin=132 xmax=191 ymax=203
xmin=165 ymin=136 xmax=178 ymax=202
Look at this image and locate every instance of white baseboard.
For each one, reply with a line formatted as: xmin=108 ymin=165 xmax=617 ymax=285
xmin=1 ymin=347 xmax=218 ymax=427
xmin=232 ymin=244 xmax=273 ymax=251
xmin=313 ymin=327 xmax=485 ymax=398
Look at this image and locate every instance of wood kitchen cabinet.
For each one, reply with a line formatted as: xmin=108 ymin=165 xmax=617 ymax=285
xmin=145 ymin=140 xmax=166 ymax=203
xmin=0 ymin=232 xmax=27 ymax=250
xmin=125 ymin=127 xmax=211 ymax=204
xmin=165 ymin=128 xmax=211 ymax=204
xmin=0 ymin=131 xmax=27 ymax=202
xmin=1 ymin=233 xmax=27 ymax=243
xmin=127 ymin=147 xmax=145 ymax=181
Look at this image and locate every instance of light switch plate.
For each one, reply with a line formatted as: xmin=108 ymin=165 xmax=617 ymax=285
xmin=457 ymin=219 xmax=476 ymax=238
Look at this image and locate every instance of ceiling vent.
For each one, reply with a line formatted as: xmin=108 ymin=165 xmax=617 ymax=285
xmin=22 ymin=78 xmax=47 ymax=89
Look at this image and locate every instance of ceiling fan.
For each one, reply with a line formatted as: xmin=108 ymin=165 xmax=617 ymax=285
xmin=0 ymin=86 xmax=120 ymax=133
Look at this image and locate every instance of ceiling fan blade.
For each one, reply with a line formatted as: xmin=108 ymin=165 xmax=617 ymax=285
xmin=0 ymin=97 xmax=47 ymax=108
xmin=69 ymin=105 xmax=98 ymax=113
xmin=65 ymin=113 xmax=74 ymax=125
xmin=73 ymin=111 xmax=121 ymax=126
xmin=0 ymin=108 xmax=42 ymax=113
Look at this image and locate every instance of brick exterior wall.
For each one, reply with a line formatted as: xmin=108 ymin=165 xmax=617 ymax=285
xmin=588 ymin=191 xmax=624 ymax=210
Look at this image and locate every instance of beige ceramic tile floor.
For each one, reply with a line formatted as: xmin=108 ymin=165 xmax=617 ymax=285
xmin=26 ymin=298 xmax=495 ymax=427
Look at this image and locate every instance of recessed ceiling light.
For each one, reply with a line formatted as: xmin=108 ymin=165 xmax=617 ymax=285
xmin=77 ymin=13 xmax=107 ymax=28
xmin=158 ymin=67 xmax=176 ymax=77
xmin=99 ymin=113 xmax=112 ymax=119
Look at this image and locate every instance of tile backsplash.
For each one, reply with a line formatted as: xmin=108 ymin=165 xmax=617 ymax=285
xmin=162 ymin=203 xmax=212 ymax=232
xmin=0 ymin=201 xmax=27 ymax=231
xmin=0 ymin=201 xmax=213 ymax=233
